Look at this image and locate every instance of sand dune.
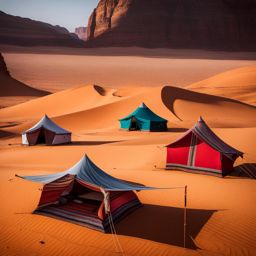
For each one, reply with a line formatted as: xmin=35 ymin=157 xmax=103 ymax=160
xmin=0 ymin=84 xmax=122 ymax=122
xmin=1 ymin=84 xmax=255 ymax=136
xmin=187 ymin=66 xmax=256 ymax=105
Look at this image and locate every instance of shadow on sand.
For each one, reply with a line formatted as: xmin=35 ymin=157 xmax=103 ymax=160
xmin=167 ymin=127 xmax=188 ymax=133
xmin=66 ymin=140 xmax=122 ymax=146
xmin=230 ymin=163 xmax=256 ymax=179
xmin=161 ymin=86 xmax=255 ymax=121
xmin=115 ymin=204 xmax=216 ymax=249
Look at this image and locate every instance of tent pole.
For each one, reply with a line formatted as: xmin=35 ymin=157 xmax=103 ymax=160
xmin=184 ymin=185 xmax=187 ymax=248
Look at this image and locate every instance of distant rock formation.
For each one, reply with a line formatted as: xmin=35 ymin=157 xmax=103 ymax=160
xmin=0 ymin=11 xmax=84 ymax=47
xmin=86 ymin=0 xmax=256 ymax=51
xmin=75 ymin=27 xmax=88 ymax=41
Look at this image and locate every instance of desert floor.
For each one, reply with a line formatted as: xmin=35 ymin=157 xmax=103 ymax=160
xmin=0 ymin=47 xmax=256 ymax=256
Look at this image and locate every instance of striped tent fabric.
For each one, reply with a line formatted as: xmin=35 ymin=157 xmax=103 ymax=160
xmin=22 ymin=115 xmax=71 ymax=146
xmin=166 ymin=117 xmax=243 ymax=177
xmin=17 ymin=155 xmax=160 ymax=232
xmin=193 ymin=117 xmax=243 ymax=159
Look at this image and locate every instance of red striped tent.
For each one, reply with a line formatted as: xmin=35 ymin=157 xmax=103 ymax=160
xmin=166 ymin=117 xmax=243 ymax=177
xmin=17 ymin=155 xmax=160 ymax=232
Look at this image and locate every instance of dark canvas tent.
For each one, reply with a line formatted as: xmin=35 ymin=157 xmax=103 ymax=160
xmin=17 ymin=155 xmax=160 ymax=232
xmin=119 ymin=103 xmax=167 ymax=131
xmin=166 ymin=117 xmax=243 ymax=177
xmin=22 ymin=114 xmax=71 ymax=145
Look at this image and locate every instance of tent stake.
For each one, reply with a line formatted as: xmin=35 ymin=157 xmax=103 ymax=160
xmin=184 ymin=185 xmax=187 ymax=248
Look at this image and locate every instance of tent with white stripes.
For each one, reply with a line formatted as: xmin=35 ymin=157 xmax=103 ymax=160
xmin=22 ymin=115 xmax=71 ymax=145
xmin=166 ymin=117 xmax=243 ymax=177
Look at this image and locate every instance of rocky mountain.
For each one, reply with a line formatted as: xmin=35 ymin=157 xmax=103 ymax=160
xmin=86 ymin=0 xmax=256 ymax=50
xmin=0 ymin=11 xmax=84 ymax=47
xmin=75 ymin=27 xmax=87 ymax=41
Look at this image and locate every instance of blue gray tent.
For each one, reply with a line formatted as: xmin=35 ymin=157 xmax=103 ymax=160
xmin=119 ymin=103 xmax=168 ymax=131
xmin=16 ymin=155 xmax=163 ymax=232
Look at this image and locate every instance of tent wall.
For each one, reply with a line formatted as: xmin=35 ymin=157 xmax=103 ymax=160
xmin=120 ymin=118 xmax=150 ymax=131
xmin=110 ymin=191 xmax=139 ymax=215
xmin=150 ymin=121 xmax=167 ymax=131
xmin=24 ymin=128 xmax=70 ymax=146
xmin=194 ymin=138 xmax=222 ymax=174
xmin=120 ymin=119 xmax=132 ymax=129
xmin=22 ymin=134 xmax=29 ymax=145
xmin=139 ymin=120 xmax=150 ymax=131
xmin=43 ymin=128 xmax=56 ymax=145
xmin=221 ymin=155 xmax=236 ymax=176
xmin=167 ymin=133 xmax=192 ymax=166
xmin=26 ymin=129 xmax=41 ymax=145
xmin=166 ymin=133 xmax=227 ymax=176
xmin=38 ymin=175 xmax=74 ymax=207
xmin=52 ymin=134 xmax=71 ymax=145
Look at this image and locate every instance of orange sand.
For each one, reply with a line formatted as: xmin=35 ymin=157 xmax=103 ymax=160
xmin=187 ymin=66 xmax=256 ymax=105
xmin=0 ymin=48 xmax=256 ymax=256
xmin=2 ymin=47 xmax=256 ymax=92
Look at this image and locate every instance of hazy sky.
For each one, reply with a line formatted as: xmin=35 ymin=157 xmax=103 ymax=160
xmin=0 ymin=0 xmax=98 ymax=32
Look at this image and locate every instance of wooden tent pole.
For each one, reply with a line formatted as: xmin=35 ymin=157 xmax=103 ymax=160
xmin=184 ymin=185 xmax=187 ymax=248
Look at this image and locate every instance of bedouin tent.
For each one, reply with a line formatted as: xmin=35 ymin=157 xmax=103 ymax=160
xmin=16 ymin=155 xmax=162 ymax=232
xmin=119 ymin=103 xmax=167 ymax=131
xmin=166 ymin=117 xmax=243 ymax=177
xmin=22 ymin=114 xmax=71 ymax=146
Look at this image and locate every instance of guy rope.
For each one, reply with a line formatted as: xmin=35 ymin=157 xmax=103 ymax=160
xmin=100 ymin=185 xmax=188 ymax=255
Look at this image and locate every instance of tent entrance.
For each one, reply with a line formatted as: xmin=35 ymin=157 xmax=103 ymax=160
xmin=34 ymin=180 xmax=105 ymax=230
xmin=34 ymin=127 xmax=55 ymax=145
xmin=129 ymin=117 xmax=140 ymax=131
xmin=36 ymin=128 xmax=46 ymax=144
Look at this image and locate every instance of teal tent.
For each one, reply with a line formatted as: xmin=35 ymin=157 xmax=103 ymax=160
xmin=119 ymin=103 xmax=168 ymax=131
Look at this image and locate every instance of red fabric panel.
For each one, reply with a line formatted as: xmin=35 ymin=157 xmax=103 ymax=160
xmin=26 ymin=129 xmax=41 ymax=145
xmin=38 ymin=175 xmax=74 ymax=207
xmin=110 ymin=191 xmax=138 ymax=214
xmin=167 ymin=133 xmax=192 ymax=165
xmin=100 ymin=191 xmax=139 ymax=220
xmin=194 ymin=138 xmax=221 ymax=172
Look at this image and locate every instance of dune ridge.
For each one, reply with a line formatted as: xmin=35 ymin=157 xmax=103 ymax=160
xmin=187 ymin=66 xmax=256 ymax=105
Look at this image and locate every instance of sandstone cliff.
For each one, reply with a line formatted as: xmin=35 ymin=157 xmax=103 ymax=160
xmin=75 ymin=27 xmax=88 ymax=41
xmin=86 ymin=0 xmax=256 ymax=50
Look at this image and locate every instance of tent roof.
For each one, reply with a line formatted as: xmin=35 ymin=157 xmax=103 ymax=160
xmin=119 ymin=102 xmax=167 ymax=122
xmin=167 ymin=117 xmax=243 ymax=158
xmin=24 ymin=115 xmax=71 ymax=134
xmin=17 ymin=155 xmax=162 ymax=191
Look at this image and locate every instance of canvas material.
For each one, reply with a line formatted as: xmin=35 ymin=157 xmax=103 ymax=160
xmin=166 ymin=117 xmax=243 ymax=158
xmin=22 ymin=134 xmax=29 ymax=145
xmin=52 ymin=134 xmax=71 ymax=145
xmin=24 ymin=115 xmax=71 ymax=134
xmin=119 ymin=103 xmax=167 ymax=130
xmin=18 ymin=155 xmax=159 ymax=191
